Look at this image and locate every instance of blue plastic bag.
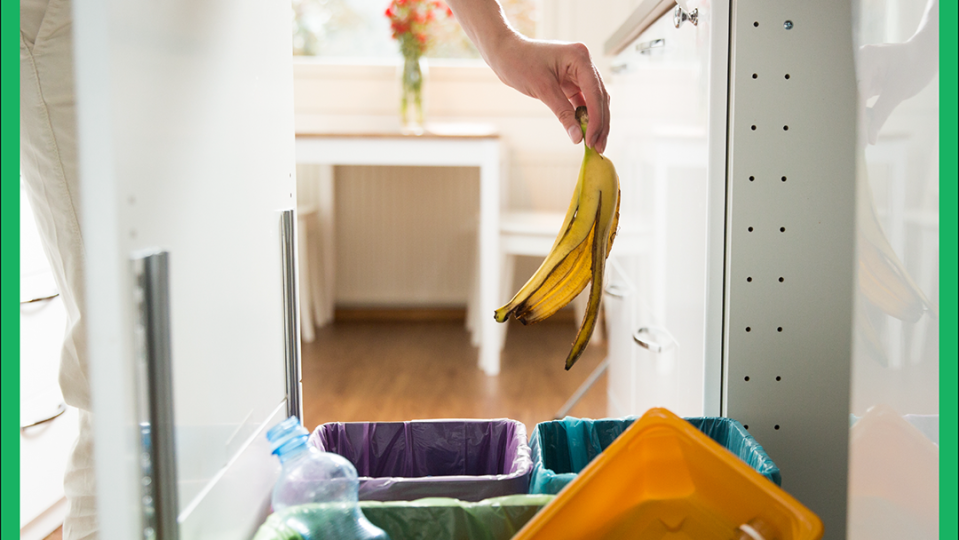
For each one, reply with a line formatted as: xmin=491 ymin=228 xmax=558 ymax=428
xmin=528 ymin=416 xmax=782 ymax=494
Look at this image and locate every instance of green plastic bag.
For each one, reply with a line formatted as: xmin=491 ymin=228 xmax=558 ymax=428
xmin=253 ymin=495 xmax=555 ymax=540
xmin=528 ymin=416 xmax=782 ymax=495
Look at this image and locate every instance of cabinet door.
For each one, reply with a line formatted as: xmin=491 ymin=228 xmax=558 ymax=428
xmin=73 ymin=1 xmax=295 ymax=538
xmin=605 ymin=0 xmax=726 ymax=418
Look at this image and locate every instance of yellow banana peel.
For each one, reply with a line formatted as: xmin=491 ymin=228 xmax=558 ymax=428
xmin=494 ymin=107 xmax=621 ymax=370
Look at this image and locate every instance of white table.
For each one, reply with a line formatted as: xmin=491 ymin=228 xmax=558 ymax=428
xmin=295 ymin=130 xmax=504 ymax=375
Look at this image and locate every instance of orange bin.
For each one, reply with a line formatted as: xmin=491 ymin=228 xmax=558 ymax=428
xmin=513 ymin=408 xmax=823 ymax=540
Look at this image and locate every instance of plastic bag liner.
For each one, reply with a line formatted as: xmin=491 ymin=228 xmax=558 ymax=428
xmin=309 ymin=420 xmax=532 ymax=502
xmin=253 ymin=495 xmax=555 ymax=540
xmin=528 ymin=416 xmax=781 ymax=495
xmin=361 ymin=495 xmax=554 ymax=540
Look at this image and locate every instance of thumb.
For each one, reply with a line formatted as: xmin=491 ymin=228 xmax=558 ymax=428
xmin=538 ymin=83 xmax=582 ymax=145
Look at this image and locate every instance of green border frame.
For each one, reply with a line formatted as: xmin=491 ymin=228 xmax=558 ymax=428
xmin=939 ymin=1 xmax=958 ymax=538
xmin=2 ymin=0 xmax=21 ymax=535
xmin=0 ymin=2 xmax=955 ymax=537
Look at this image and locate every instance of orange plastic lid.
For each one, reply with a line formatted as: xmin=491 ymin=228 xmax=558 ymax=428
xmin=513 ymin=408 xmax=823 ymax=540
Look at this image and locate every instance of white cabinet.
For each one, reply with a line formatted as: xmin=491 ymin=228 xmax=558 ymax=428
xmin=74 ymin=1 xmax=295 ymax=538
xmin=19 ymin=183 xmax=79 ymax=540
xmin=604 ymin=1 xmax=717 ymax=418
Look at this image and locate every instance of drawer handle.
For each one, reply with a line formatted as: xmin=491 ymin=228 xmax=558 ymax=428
xmin=21 ymin=402 xmax=67 ymax=431
xmin=633 ymin=326 xmax=678 ymax=353
xmin=604 ymin=282 xmax=630 ymax=298
xmin=673 ymin=6 xmax=699 ymax=28
xmin=636 ymin=38 xmax=665 ymax=55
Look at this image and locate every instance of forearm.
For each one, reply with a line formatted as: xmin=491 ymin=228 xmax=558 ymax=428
xmin=445 ymin=0 xmax=521 ymax=67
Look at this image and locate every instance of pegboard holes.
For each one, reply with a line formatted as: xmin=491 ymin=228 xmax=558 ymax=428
xmin=751 ymin=125 xmax=757 ymax=131
xmin=774 ymin=424 xmax=781 ymax=430
xmin=744 ymin=376 xmax=750 ymax=382
xmin=779 ymin=277 xmax=784 ymax=282
xmin=776 ymin=376 xmax=782 ymax=381
xmin=783 ymin=20 xmax=793 ymax=30
xmin=752 ymin=73 xmax=758 ymax=79
xmin=780 ymin=227 xmax=786 ymax=232
xmin=783 ymin=125 xmax=789 ymax=131
xmin=784 ymin=74 xmax=791 ymax=80
xmin=748 ymin=226 xmax=754 ymax=232
xmin=777 ymin=327 xmax=783 ymax=332
xmin=749 ymin=175 xmax=755 ymax=181
xmin=753 ymin=21 xmax=759 ymax=27
xmin=747 ymin=277 xmax=753 ymax=282
xmin=781 ymin=176 xmax=787 ymax=182
xmin=746 ymin=327 xmax=752 ymax=332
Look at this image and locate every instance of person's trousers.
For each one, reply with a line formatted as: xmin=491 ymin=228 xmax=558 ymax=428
xmin=20 ymin=0 xmax=98 ymax=538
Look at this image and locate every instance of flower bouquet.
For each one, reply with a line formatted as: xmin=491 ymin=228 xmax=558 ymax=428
xmin=385 ymin=0 xmax=453 ymax=134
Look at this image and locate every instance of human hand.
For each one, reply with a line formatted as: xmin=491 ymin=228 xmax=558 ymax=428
xmin=486 ymin=36 xmax=610 ymax=153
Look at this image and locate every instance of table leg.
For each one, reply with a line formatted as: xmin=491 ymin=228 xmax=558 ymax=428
xmin=478 ymin=142 xmax=501 ymax=375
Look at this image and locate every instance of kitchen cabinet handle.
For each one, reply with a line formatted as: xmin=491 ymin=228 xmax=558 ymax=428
xmin=131 ymin=250 xmax=179 ymax=540
xmin=604 ymin=282 xmax=630 ymax=298
xmin=20 ymin=402 xmax=67 ymax=431
xmin=673 ymin=6 xmax=698 ymax=28
xmin=636 ymin=38 xmax=665 ymax=55
xmin=633 ymin=325 xmax=678 ymax=353
xmin=280 ymin=209 xmax=302 ymax=422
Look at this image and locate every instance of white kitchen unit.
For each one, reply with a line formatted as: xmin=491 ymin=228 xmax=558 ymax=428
xmin=74 ymin=0 xmax=296 ymax=538
xmin=603 ymin=1 xmax=717 ymax=419
xmin=605 ymin=0 xmax=859 ymax=538
xmin=20 ymin=181 xmax=79 ymax=540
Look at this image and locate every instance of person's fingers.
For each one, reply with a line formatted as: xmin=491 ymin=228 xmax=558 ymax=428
xmin=567 ymin=44 xmax=608 ymax=149
xmin=596 ymin=79 xmax=611 ymax=153
xmin=538 ymin=81 xmax=582 ymax=144
xmin=566 ymin=90 xmax=587 ymax=109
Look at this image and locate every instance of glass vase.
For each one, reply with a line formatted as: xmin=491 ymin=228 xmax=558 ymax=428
xmin=399 ymin=55 xmax=427 ymax=135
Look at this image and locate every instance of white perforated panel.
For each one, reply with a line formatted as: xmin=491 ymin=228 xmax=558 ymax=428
xmin=723 ymin=1 xmax=857 ymax=537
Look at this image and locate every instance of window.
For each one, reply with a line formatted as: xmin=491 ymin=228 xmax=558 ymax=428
xmin=292 ymin=0 xmax=538 ymax=59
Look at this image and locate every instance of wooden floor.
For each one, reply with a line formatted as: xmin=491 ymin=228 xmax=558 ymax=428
xmin=301 ymin=317 xmax=608 ymax=435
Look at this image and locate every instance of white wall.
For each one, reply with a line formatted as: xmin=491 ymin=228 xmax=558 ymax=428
xmin=294 ymin=0 xmax=635 ymax=307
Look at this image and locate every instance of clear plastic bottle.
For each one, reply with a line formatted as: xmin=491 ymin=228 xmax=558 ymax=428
xmin=266 ymin=417 xmax=389 ymax=540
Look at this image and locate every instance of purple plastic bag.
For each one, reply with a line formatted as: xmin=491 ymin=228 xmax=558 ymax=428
xmin=308 ymin=419 xmax=532 ymax=502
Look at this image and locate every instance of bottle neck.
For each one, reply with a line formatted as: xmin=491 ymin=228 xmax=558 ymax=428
xmin=276 ymin=440 xmax=311 ymax=464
